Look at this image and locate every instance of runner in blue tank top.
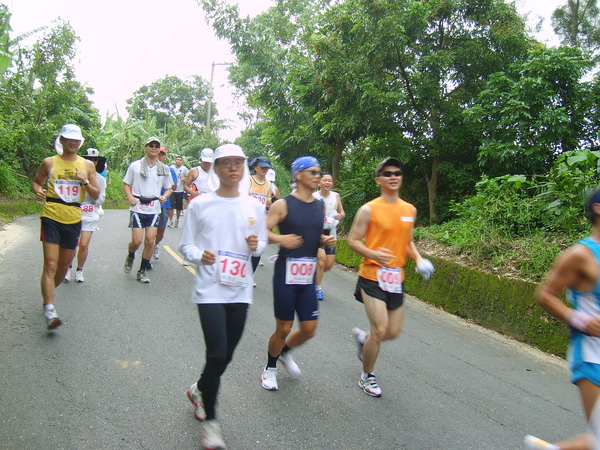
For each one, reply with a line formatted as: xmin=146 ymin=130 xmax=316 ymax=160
xmin=261 ymin=156 xmax=335 ymax=391
xmin=525 ymin=188 xmax=600 ymax=450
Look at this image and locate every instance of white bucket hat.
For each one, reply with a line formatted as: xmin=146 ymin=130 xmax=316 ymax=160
xmin=54 ymin=123 xmax=84 ymax=155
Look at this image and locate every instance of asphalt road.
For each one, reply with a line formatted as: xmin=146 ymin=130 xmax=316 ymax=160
xmin=0 ymin=210 xmax=587 ymax=449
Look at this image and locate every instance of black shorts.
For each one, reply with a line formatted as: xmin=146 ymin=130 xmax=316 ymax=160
xmin=272 ymin=272 xmax=320 ymax=322
xmin=354 ymin=276 xmax=404 ymax=310
xmin=172 ymin=191 xmax=185 ymax=210
xmin=321 ymin=246 xmax=336 ymax=256
xmin=129 ymin=211 xmax=159 ymax=228
xmin=40 ymin=217 xmax=81 ymax=249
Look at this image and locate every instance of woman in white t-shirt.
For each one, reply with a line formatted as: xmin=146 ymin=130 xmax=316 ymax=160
xmin=312 ymin=172 xmax=345 ymax=301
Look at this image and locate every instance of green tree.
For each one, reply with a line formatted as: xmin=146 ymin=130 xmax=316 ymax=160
xmin=552 ymin=0 xmax=600 ymax=55
xmin=201 ymin=0 xmax=532 ymax=222
xmin=126 ymin=75 xmax=217 ymax=133
xmin=470 ymin=46 xmax=599 ymax=176
xmin=0 ymin=19 xmax=101 ymax=183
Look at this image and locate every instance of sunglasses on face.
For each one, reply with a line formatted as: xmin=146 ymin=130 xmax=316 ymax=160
xmin=302 ymin=169 xmax=322 ymax=177
xmin=380 ymin=170 xmax=402 ymax=177
xmin=146 ymin=144 xmax=160 ymax=149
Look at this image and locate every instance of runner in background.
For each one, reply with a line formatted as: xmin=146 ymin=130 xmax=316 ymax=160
xmin=248 ymin=156 xmax=272 ymax=274
xmin=153 ymin=147 xmax=177 ymax=261
xmin=185 ymin=148 xmax=213 ymax=201
xmin=70 ymin=148 xmax=107 ymax=283
xmin=313 ymin=172 xmax=345 ymax=301
xmin=170 ymin=155 xmax=189 ymax=228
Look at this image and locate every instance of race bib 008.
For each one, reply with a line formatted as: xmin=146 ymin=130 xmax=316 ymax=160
xmin=285 ymin=257 xmax=317 ymax=285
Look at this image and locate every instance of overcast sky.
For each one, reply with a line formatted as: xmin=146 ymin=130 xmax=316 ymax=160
xmin=8 ymin=0 xmax=562 ymax=142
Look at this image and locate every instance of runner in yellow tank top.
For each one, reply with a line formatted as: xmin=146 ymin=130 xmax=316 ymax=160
xmin=32 ymin=124 xmax=100 ymax=330
xmin=348 ymin=157 xmax=434 ymax=397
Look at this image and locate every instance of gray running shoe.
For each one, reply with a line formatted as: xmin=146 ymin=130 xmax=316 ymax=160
xmin=352 ymin=327 xmax=366 ymax=362
xmin=44 ymin=306 xmax=62 ymax=330
xmin=136 ymin=270 xmax=150 ymax=283
xmin=124 ymin=255 xmax=134 ymax=273
xmin=174 ymin=220 xmax=179 ymax=228
xmin=279 ymin=352 xmax=301 ymax=377
xmin=186 ymin=382 xmax=206 ymax=421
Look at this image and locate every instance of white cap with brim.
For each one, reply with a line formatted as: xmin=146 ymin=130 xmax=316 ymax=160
xmin=54 ymin=123 xmax=84 ymax=155
xmin=207 ymin=144 xmax=249 ymax=193
xmin=200 ymin=148 xmax=214 ymax=163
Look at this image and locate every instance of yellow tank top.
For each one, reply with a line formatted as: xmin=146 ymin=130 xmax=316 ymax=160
xmin=41 ymin=155 xmax=86 ymax=224
xmin=249 ymin=176 xmax=272 ymax=208
xmin=358 ymin=197 xmax=416 ymax=282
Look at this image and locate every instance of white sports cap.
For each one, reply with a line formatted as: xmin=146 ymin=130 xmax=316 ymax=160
xmin=60 ymin=123 xmax=84 ymax=141
xmin=266 ymin=168 xmax=276 ymax=182
xmin=207 ymin=144 xmax=249 ymax=193
xmin=200 ymin=148 xmax=214 ymax=163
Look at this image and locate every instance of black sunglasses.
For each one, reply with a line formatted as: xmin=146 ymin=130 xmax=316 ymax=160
xmin=380 ymin=170 xmax=402 ymax=177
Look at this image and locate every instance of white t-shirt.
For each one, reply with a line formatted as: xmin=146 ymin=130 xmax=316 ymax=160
xmin=179 ymin=191 xmax=268 ymax=304
xmin=313 ymin=190 xmax=341 ymax=236
xmin=171 ymin=164 xmax=189 ymax=192
xmin=192 ymin=167 xmax=211 ymax=195
xmin=123 ymin=160 xmax=174 ymax=214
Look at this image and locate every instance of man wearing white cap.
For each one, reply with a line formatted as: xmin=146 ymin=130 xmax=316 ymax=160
xmin=184 ymin=148 xmax=213 ymax=200
xmin=180 ymin=144 xmax=267 ymax=450
xmin=32 ymin=124 xmax=100 ymax=329
xmin=122 ymin=137 xmax=173 ymax=283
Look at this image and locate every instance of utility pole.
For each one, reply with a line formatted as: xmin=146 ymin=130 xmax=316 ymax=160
xmin=206 ymin=62 xmax=233 ymax=134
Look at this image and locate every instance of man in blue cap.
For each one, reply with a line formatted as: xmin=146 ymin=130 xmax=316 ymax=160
xmin=261 ymin=156 xmax=335 ymax=391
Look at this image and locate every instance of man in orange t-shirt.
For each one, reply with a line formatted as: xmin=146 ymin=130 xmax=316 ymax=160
xmin=348 ymin=157 xmax=434 ymax=397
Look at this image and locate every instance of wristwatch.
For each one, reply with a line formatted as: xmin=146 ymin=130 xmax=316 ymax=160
xmin=82 ymin=179 xmax=89 ymax=186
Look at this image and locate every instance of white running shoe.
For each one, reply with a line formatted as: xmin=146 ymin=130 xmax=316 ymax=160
xmin=168 ymin=220 xmax=174 ymax=228
xmin=352 ymin=327 xmax=366 ymax=362
xmin=64 ymin=266 xmax=72 ymax=282
xmin=279 ymin=352 xmax=301 ymax=377
xmin=44 ymin=306 xmax=62 ymax=330
xmin=174 ymin=220 xmax=179 ymax=228
xmin=261 ymin=367 xmax=278 ymax=390
xmin=186 ymin=382 xmax=206 ymax=421
xmin=75 ymin=269 xmax=84 ymax=283
xmin=182 ymin=258 xmax=189 ymax=266
xmin=523 ymin=435 xmax=557 ymax=449
xmin=153 ymin=244 xmax=160 ymax=260
xmin=359 ymin=373 xmax=382 ymax=397
xmin=202 ymin=419 xmax=226 ymax=450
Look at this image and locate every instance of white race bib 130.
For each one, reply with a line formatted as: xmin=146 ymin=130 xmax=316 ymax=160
xmin=217 ymin=250 xmax=250 ymax=287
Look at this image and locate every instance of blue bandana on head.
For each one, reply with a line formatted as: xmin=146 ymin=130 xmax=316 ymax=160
xmin=291 ymin=156 xmax=320 ymax=187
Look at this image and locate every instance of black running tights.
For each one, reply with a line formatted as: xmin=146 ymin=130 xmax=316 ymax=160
xmin=196 ymin=302 xmax=249 ymax=420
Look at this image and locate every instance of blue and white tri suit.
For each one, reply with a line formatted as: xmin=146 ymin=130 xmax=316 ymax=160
xmin=569 ymin=237 xmax=600 ymax=386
